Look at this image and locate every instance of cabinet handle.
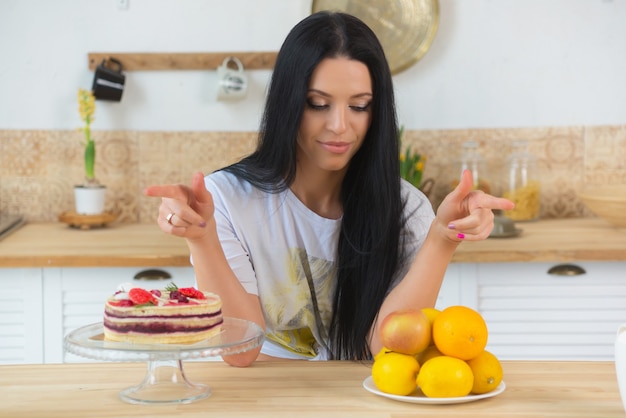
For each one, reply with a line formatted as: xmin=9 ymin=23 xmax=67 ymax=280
xmin=547 ymin=264 xmax=586 ymax=276
xmin=133 ymin=269 xmax=172 ymax=281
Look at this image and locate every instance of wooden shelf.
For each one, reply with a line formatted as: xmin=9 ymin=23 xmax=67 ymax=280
xmin=87 ymin=52 xmax=278 ymax=71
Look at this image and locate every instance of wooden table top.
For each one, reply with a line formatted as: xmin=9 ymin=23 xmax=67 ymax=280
xmin=0 ymin=218 xmax=624 ymax=267
xmin=0 ymin=360 xmax=623 ymax=417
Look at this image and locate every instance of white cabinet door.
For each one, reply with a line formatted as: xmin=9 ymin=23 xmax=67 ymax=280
xmin=435 ymin=263 xmax=478 ymax=311
xmin=42 ymin=267 xmax=196 ymax=363
xmin=0 ymin=269 xmax=43 ymax=364
xmin=475 ymin=261 xmax=626 ymax=361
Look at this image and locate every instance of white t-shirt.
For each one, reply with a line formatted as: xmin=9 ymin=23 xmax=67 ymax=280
xmin=203 ymin=171 xmax=435 ymax=359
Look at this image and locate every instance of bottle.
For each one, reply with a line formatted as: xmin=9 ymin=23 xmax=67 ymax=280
xmin=454 ymin=140 xmax=491 ymax=194
xmin=502 ymin=140 xmax=541 ymax=221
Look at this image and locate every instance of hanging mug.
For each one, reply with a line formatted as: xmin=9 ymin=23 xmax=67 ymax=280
xmin=92 ymin=58 xmax=125 ymax=102
xmin=216 ymin=56 xmax=248 ymax=101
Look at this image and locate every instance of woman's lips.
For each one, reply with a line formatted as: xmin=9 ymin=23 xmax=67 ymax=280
xmin=320 ymin=141 xmax=351 ymax=154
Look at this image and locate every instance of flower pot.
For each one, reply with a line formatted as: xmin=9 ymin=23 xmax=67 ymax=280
xmin=74 ymin=185 xmax=106 ymax=215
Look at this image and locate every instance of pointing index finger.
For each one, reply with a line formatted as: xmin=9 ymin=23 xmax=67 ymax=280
xmin=477 ymin=194 xmax=515 ymax=212
xmin=144 ymin=184 xmax=188 ymax=201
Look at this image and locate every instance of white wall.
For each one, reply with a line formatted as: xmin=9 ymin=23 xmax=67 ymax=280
xmin=0 ymin=0 xmax=624 ymax=132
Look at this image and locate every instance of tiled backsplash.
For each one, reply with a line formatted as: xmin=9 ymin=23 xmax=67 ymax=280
xmin=0 ymin=126 xmax=624 ymax=224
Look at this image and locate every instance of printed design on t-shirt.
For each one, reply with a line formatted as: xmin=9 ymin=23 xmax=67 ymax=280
xmin=262 ymin=248 xmax=335 ymax=358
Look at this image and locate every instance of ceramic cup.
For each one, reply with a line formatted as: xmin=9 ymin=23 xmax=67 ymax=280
xmin=616 ymin=324 xmax=626 ymax=412
xmin=216 ymin=56 xmax=248 ymax=101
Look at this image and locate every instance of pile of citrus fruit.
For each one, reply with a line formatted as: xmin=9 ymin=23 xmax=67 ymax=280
xmin=372 ymin=305 xmax=503 ymax=398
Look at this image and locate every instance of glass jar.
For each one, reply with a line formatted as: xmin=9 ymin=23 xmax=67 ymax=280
xmin=452 ymin=140 xmax=492 ymax=194
xmin=502 ymin=140 xmax=541 ymax=221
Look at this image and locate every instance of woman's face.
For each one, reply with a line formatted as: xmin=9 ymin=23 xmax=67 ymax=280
xmin=297 ymin=57 xmax=373 ymax=176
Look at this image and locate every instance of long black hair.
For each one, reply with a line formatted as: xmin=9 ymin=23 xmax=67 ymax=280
xmin=223 ymin=11 xmax=406 ymax=360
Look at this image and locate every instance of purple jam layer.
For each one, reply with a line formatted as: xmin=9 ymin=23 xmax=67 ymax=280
xmin=103 ymin=318 xmax=224 ymax=334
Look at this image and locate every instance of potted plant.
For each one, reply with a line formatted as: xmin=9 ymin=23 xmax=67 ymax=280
xmin=74 ymin=88 xmax=106 ymax=215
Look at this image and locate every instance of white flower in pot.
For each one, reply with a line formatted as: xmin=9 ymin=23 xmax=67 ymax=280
xmin=74 ymin=88 xmax=106 ymax=215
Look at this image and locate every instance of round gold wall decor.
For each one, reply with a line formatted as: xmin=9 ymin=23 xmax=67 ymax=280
xmin=312 ymin=0 xmax=439 ymax=74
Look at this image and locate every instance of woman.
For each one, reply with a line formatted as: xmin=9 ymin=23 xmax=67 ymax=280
xmin=145 ymin=11 xmax=514 ymax=366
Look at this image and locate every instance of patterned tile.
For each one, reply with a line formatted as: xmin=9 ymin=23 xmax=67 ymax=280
xmin=137 ymin=131 xmax=188 ymax=224
xmin=136 ymin=131 xmax=256 ymax=223
xmin=0 ymin=130 xmax=48 ymax=178
xmin=403 ymin=126 xmax=587 ymax=220
xmin=1 ymin=127 xmax=623 ymax=223
xmin=583 ymin=125 xmax=626 ymax=184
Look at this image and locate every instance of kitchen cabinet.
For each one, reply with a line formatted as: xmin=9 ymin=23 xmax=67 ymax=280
xmin=1 ymin=220 xmax=625 ymax=364
xmin=0 ymin=267 xmax=195 ymax=365
xmin=435 ymin=263 xmax=478 ymax=310
xmin=472 ymin=261 xmax=626 ymax=361
xmin=3 ymin=261 xmax=625 ymax=364
xmin=0 ymin=269 xmax=44 ymax=364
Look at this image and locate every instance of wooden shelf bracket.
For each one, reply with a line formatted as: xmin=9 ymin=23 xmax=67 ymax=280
xmin=87 ymin=52 xmax=278 ymax=71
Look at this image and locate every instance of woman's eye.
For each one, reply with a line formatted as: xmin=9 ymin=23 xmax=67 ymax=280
xmin=350 ymin=103 xmax=371 ymax=112
xmin=306 ymin=100 xmax=328 ymax=111
xmin=306 ymin=100 xmax=371 ymax=112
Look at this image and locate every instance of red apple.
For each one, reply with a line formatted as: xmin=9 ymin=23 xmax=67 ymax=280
xmin=379 ymin=309 xmax=431 ymax=355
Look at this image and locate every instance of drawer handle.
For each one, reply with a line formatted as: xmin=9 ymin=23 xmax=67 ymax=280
xmin=133 ymin=269 xmax=172 ymax=281
xmin=547 ymin=264 xmax=586 ymax=276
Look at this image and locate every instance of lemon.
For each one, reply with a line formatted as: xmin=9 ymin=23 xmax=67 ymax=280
xmin=421 ymin=307 xmax=441 ymax=326
xmin=466 ymin=350 xmax=503 ymax=394
xmin=416 ymin=344 xmax=443 ymax=365
xmin=371 ymin=352 xmax=420 ymax=396
xmin=374 ymin=346 xmax=393 ymax=361
xmin=417 ymin=356 xmax=474 ymax=398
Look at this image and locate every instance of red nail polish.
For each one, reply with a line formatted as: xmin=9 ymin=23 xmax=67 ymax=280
xmin=457 ymin=233 xmax=465 ymax=239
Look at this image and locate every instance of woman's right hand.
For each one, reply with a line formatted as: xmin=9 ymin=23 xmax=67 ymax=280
xmin=143 ymin=171 xmax=214 ymax=240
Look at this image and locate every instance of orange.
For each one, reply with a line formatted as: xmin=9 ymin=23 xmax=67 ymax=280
xmin=432 ymin=305 xmax=488 ymax=360
xmin=371 ymin=352 xmax=420 ymax=396
xmin=466 ymin=350 xmax=503 ymax=394
xmin=417 ymin=355 xmax=474 ymax=398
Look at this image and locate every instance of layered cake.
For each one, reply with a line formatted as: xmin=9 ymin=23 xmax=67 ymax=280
xmin=103 ymin=283 xmax=223 ymax=344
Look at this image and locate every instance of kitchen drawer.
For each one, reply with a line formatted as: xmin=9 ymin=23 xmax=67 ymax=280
xmin=475 ymin=261 xmax=626 ymax=361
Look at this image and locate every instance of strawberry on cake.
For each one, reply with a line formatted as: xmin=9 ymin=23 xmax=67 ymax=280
xmin=103 ymin=283 xmax=223 ymax=344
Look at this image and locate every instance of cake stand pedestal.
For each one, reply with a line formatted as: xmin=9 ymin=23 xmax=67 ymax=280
xmin=64 ymin=317 xmax=264 ymax=405
xmin=119 ymin=359 xmax=208 ymax=404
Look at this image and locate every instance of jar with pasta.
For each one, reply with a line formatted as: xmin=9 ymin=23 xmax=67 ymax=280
xmin=502 ymin=140 xmax=541 ymax=221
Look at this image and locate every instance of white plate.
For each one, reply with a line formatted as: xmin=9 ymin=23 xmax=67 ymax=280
xmin=362 ymin=376 xmax=506 ymax=405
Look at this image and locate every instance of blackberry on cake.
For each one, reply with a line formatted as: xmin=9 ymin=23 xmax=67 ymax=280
xmin=103 ymin=283 xmax=223 ymax=344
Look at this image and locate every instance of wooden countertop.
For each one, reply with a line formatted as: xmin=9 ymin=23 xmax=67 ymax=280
xmin=0 ymin=222 xmax=191 ymax=267
xmin=0 ymin=218 xmax=624 ymax=268
xmin=453 ymin=217 xmax=626 ymax=263
xmin=1 ymin=360 xmax=623 ymax=417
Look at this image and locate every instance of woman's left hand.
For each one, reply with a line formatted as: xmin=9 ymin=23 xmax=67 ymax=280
xmin=436 ymin=169 xmax=515 ymax=242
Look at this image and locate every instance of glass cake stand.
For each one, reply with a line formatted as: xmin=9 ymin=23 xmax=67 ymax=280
xmin=64 ymin=317 xmax=264 ymax=405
